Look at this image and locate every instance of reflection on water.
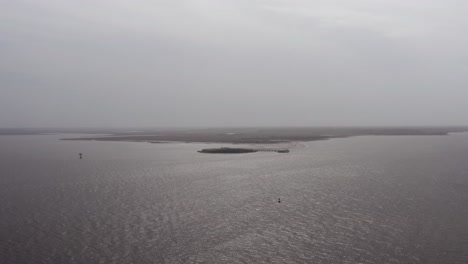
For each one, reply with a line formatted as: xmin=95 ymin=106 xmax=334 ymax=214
xmin=1 ymin=134 xmax=468 ymax=263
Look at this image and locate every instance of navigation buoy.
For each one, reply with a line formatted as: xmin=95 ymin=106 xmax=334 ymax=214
xmin=79 ymin=153 xmax=82 ymax=159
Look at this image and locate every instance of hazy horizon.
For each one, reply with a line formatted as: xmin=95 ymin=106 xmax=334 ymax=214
xmin=2 ymin=1 xmax=468 ymax=127
xmin=3 ymin=125 xmax=468 ymax=130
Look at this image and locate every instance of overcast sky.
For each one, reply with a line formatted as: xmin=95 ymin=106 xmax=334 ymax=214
xmin=1 ymin=0 xmax=468 ymax=127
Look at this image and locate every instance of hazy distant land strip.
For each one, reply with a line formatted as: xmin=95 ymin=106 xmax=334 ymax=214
xmin=57 ymin=127 xmax=468 ymax=144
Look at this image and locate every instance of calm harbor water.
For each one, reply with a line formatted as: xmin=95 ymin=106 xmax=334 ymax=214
xmin=1 ymin=133 xmax=468 ymax=264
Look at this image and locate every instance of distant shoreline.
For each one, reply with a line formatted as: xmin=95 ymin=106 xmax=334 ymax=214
xmin=56 ymin=127 xmax=468 ymax=144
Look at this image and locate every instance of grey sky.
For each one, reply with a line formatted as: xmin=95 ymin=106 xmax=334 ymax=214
xmin=1 ymin=0 xmax=468 ymax=127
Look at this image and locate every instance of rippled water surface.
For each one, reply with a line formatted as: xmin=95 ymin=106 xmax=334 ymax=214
xmin=1 ymin=134 xmax=468 ymax=264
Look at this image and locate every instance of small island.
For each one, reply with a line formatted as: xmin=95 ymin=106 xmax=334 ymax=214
xmin=198 ymin=147 xmax=289 ymax=154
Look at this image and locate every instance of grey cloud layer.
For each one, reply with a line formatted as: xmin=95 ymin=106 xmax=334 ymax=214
xmin=1 ymin=0 xmax=468 ymax=127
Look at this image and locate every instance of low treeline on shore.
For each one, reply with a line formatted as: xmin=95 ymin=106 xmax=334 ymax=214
xmin=58 ymin=126 xmax=468 ymax=144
